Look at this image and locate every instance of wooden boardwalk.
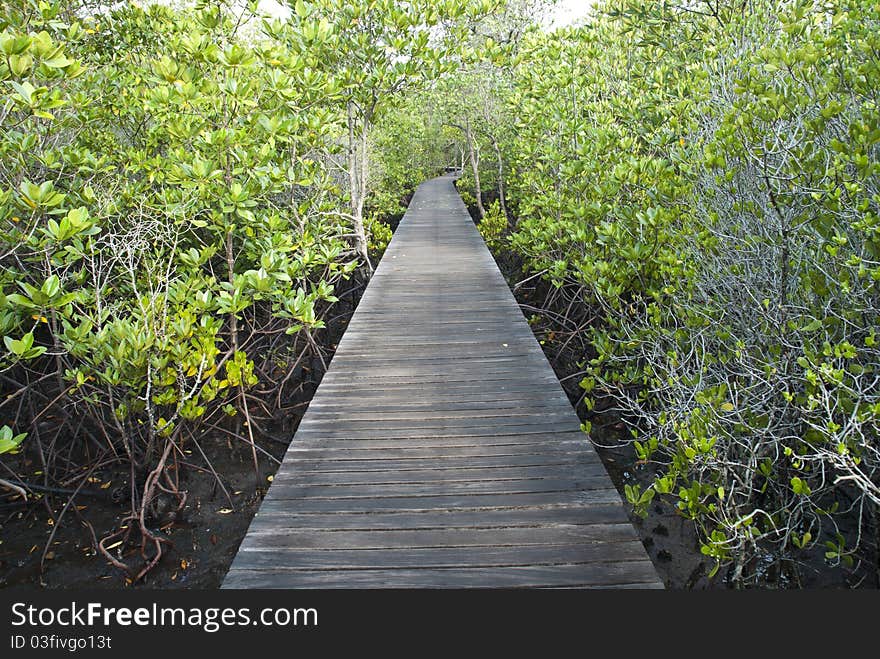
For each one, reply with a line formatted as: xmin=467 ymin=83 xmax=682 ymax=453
xmin=222 ymin=175 xmax=662 ymax=588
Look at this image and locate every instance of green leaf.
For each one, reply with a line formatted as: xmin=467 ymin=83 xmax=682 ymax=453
xmin=5 ymin=294 xmax=36 ymax=308
xmin=0 ymin=425 xmax=27 ymax=455
xmin=42 ymin=55 xmax=74 ymax=69
xmin=790 ymin=477 xmax=812 ymax=497
xmin=42 ymin=275 xmax=61 ymax=299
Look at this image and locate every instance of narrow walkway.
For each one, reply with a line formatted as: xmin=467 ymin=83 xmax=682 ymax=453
xmin=222 ymin=175 xmax=662 ymax=588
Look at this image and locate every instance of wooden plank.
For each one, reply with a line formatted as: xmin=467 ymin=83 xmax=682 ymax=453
xmin=222 ymin=562 xmax=663 ymax=589
xmin=274 ymin=463 xmax=610 ymax=485
xmin=290 ymin=426 xmax=585 ymax=443
xmin=247 ymin=504 xmax=631 ymax=530
xmin=328 ymin=348 xmax=546 ymax=362
xmin=282 ymin=444 xmax=592 ymax=461
xmin=287 ymin=434 xmax=589 ymax=450
xmin=295 ymin=415 xmax=581 ymax=432
xmin=316 ymin=374 xmax=559 ymax=385
xmin=238 ymin=524 xmax=641 ymax=549
xmin=223 ymin=175 xmax=661 ymax=589
xmin=275 ymin=453 xmax=601 ymax=473
xmin=265 ymin=476 xmax=616 ymax=500
xmin=231 ymin=543 xmax=650 ymax=570
xmin=297 ymin=409 xmax=578 ymax=424
xmin=255 ymin=489 xmax=625 ymax=513
xmin=337 ymin=337 xmax=531 ymax=349
xmin=302 ymin=404 xmax=575 ymax=421
xmin=309 ymin=383 xmax=568 ymax=397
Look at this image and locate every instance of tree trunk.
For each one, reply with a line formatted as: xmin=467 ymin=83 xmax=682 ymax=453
xmin=492 ymin=137 xmax=508 ymax=224
xmin=358 ymin=117 xmax=373 ymax=273
xmin=225 ymin=228 xmax=238 ymax=353
xmin=289 ymin=142 xmax=304 ymax=236
xmin=347 ymin=102 xmax=371 ymax=273
xmin=225 ymin=228 xmax=259 ymax=485
xmin=465 ymin=117 xmax=485 ymax=219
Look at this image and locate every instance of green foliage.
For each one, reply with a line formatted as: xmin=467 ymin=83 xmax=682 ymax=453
xmin=0 ymin=0 xmax=358 ymax=579
xmin=287 ymin=0 xmax=494 ymax=263
xmin=367 ymin=95 xmax=449 ymax=219
xmin=1 ymin=0 xmax=353 ymax=431
xmin=489 ymin=0 xmax=880 ymax=585
xmin=458 ymin=187 xmax=478 ymax=210
xmin=0 ymin=425 xmax=27 ymax=455
xmin=365 ymin=215 xmax=393 ymax=255
xmin=477 ymin=200 xmax=507 ymax=249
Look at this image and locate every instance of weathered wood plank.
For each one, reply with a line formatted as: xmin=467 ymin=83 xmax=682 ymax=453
xmin=275 ymin=453 xmax=601 ymax=473
xmin=296 ymin=413 xmax=580 ymax=431
xmin=223 ymin=175 xmax=661 ymax=589
xmin=310 ymin=382 xmax=568 ymax=396
xmin=237 ymin=524 xmax=641 ymax=550
xmin=292 ymin=423 xmax=583 ymax=438
xmin=302 ymin=405 xmax=574 ymax=421
xmin=222 ymin=562 xmax=662 ymax=589
xmin=254 ymin=488 xmax=626 ymax=513
xmin=305 ymin=399 xmax=572 ymax=412
xmin=266 ymin=476 xmax=615 ymax=500
xmin=291 ymin=427 xmax=586 ymax=444
xmin=314 ymin=375 xmax=564 ymax=386
xmin=287 ymin=434 xmax=589 ymax=449
xmin=231 ymin=543 xmax=650 ymax=570
xmin=246 ymin=504 xmax=630 ymax=530
xmin=282 ymin=444 xmax=592 ymax=461
xmin=274 ymin=463 xmax=610 ymax=486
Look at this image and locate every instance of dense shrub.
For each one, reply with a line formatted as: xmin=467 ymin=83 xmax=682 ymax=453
xmin=0 ymin=0 xmax=491 ymax=581
xmin=495 ymin=0 xmax=880 ymax=585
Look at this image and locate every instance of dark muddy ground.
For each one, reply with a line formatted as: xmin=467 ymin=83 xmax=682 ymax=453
xmin=2 ymin=449 xmax=273 ymax=589
xmin=0 ymin=291 xmax=353 ymax=590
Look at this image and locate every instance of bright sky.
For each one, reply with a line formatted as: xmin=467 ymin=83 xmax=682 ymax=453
xmin=551 ymin=0 xmax=595 ymax=26
xmin=258 ymin=0 xmax=288 ymax=18
xmin=256 ymin=0 xmax=594 ymax=27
